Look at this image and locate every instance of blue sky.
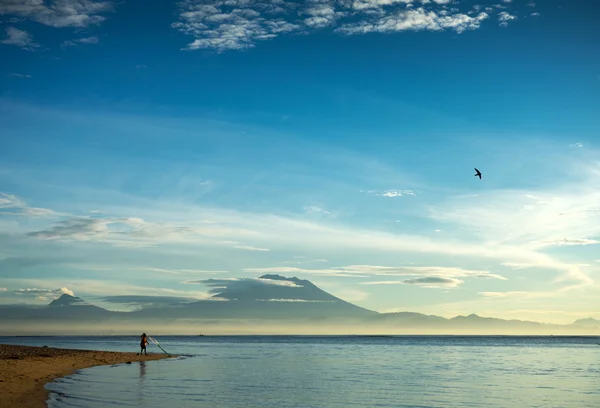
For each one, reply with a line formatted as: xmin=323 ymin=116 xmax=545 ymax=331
xmin=1 ymin=0 xmax=599 ymax=324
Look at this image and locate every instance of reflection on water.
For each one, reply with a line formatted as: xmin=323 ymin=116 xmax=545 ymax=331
xmin=139 ymin=361 xmax=146 ymax=381
xmin=137 ymin=361 xmax=146 ymax=405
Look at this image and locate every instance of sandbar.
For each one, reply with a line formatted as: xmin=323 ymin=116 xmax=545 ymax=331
xmin=0 ymin=343 xmax=174 ymax=408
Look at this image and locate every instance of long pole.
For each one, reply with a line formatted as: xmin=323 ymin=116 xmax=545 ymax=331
xmin=148 ymin=336 xmax=170 ymax=355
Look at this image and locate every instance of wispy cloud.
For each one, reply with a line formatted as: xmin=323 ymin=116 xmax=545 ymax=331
xmin=569 ymin=143 xmax=583 ymax=149
xmin=0 ymin=0 xmax=114 ymax=28
xmin=1 ymin=27 xmax=38 ymax=50
xmin=1 ymin=278 xmax=214 ymax=302
xmin=26 ymin=214 xmax=250 ymax=248
xmin=172 ymin=0 xmax=516 ymax=52
xmin=99 ymin=295 xmax=198 ymax=307
xmin=402 ymin=276 xmax=463 ymax=288
xmin=534 ymin=238 xmax=600 ymax=248
xmin=0 ymin=192 xmax=59 ymax=218
xmin=479 ymin=291 xmax=531 ymax=299
xmin=245 ymin=265 xmax=507 ymax=282
xmin=284 ymin=258 xmax=329 ymax=265
xmin=233 ymin=245 xmax=271 ymax=252
xmin=9 ymin=73 xmax=32 ymax=78
xmin=130 ymin=267 xmax=228 ymax=275
xmin=360 ymin=276 xmax=463 ymax=288
xmin=304 ymin=205 xmax=332 ymax=215
xmin=62 ymin=36 xmax=100 ymax=47
xmin=188 ymin=277 xmax=303 ymax=288
xmin=12 ymin=287 xmax=74 ymax=298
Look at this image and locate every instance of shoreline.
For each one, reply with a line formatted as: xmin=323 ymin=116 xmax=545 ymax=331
xmin=0 ymin=344 xmax=175 ymax=408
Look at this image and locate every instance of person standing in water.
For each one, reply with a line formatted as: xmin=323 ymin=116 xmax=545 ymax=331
xmin=140 ymin=333 xmax=148 ymax=355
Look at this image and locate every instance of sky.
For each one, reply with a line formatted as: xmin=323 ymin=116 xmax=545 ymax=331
xmin=0 ymin=0 xmax=599 ymax=325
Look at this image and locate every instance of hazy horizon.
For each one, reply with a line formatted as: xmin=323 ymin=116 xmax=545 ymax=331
xmin=2 ymin=0 xmax=599 ymax=328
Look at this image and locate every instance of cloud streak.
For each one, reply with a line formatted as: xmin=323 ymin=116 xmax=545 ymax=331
xmin=62 ymin=36 xmax=100 ymax=47
xmin=360 ymin=276 xmax=463 ymax=288
xmin=402 ymin=276 xmax=463 ymax=288
xmin=244 ymin=265 xmax=507 ymax=285
xmin=187 ymin=277 xmax=303 ymax=288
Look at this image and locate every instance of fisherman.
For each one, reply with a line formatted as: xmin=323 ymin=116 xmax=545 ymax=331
xmin=140 ymin=333 xmax=148 ymax=355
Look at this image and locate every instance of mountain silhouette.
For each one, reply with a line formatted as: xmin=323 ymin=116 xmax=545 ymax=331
xmin=49 ymin=294 xmax=87 ymax=306
xmin=131 ymin=274 xmax=376 ymax=320
xmin=0 ymin=275 xmax=597 ymax=335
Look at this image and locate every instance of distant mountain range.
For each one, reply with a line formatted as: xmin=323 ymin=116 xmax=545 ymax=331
xmin=0 ymin=275 xmax=598 ymax=335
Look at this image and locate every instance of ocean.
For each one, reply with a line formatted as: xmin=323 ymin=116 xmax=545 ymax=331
xmin=2 ymin=335 xmax=599 ymax=408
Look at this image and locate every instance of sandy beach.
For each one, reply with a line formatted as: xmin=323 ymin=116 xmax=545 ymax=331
xmin=0 ymin=344 xmax=174 ymax=408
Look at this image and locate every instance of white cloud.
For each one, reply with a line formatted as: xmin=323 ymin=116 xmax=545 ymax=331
xmin=382 ymin=189 xmax=416 ymax=197
xmin=0 ymin=0 xmax=114 ymax=28
xmin=361 ymin=189 xmax=416 ymax=197
xmin=172 ymin=0 xmax=506 ymax=52
xmin=531 ymin=12 xmax=539 ymax=17
xmin=498 ymin=11 xmax=515 ymax=27
xmin=569 ymin=143 xmax=583 ymax=149
xmin=337 ymin=8 xmax=489 ymax=35
xmin=1 ymin=27 xmax=38 ymax=50
xmin=351 ymin=0 xmax=413 ymax=10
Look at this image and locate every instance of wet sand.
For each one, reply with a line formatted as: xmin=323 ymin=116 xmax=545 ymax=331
xmin=0 ymin=344 xmax=174 ymax=408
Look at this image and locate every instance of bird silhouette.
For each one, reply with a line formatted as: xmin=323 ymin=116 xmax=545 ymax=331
xmin=474 ymin=168 xmax=482 ymax=179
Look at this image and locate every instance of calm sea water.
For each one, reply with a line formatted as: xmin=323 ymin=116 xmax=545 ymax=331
xmin=1 ymin=336 xmax=599 ymax=408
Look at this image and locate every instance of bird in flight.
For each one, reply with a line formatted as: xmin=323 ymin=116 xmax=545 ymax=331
xmin=474 ymin=168 xmax=482 ymax=179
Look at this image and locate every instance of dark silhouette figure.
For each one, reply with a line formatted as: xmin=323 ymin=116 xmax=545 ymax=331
xmin=474 ymin=168 xmax=482 ymax=179
xmin=140 ymin=333 xmax=148 ymax=355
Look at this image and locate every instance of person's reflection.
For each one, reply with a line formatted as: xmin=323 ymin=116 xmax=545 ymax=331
xmin=137 ymin=360 xmax=146 ymax=404
xmin=139 ymin=360 xmax=147 ymax=381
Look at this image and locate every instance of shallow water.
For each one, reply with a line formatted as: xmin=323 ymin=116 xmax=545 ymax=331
xmin=2 ymin=336 xmax=599 ymax=408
